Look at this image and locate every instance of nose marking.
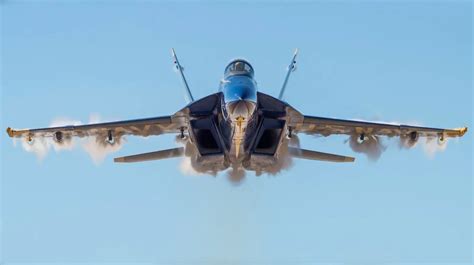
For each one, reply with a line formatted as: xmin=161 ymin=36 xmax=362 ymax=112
xmin=236 ymin=116 xmax=245 ymax=130
xmin=226 ymin=100 xmax=257 ymax=160
xmin=235 ymin=116 xmax=245 ymax=158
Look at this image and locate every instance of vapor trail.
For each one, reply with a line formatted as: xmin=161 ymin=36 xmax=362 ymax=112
xmin=16 ymin=115 xmax=123 ymax=164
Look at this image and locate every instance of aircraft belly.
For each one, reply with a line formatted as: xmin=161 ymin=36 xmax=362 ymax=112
xmin=183 ymin=91 xmax=296 ymax=174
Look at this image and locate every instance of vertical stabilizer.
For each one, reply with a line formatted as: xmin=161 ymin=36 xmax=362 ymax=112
xmin=278 ymin=49 xmax=298 ymax=100
xmin=172 ymin=48 xmax=194 ymax=103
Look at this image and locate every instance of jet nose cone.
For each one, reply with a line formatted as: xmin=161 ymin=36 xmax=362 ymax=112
xmin=226 ymin=100 xmax=256 ymax=120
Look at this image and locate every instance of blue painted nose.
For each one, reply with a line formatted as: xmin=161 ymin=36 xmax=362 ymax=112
xmin=223 ymin=86 xmax=257 ymax=104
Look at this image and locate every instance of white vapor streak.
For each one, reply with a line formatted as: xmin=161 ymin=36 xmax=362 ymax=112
xmin=346 ymin=118 xmax=455 ymax=160
xmin=347 ymin=134 xmax=386 ymax=161
xmin=16 ymin=115 xmax=123 ymax=164
xmin=81 ymin=114 xmax=124 ymax=165
xmin=422 ymin=137 xmax=448 ymax=157
xmin=21 ymin=137 xmax=50 ymax=160
xmin=82 ymin=138 xmax=123 ymax=165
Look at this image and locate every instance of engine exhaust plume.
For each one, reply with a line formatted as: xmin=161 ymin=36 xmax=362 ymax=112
xmin=226 ymin=166 xmax=246 ymax=184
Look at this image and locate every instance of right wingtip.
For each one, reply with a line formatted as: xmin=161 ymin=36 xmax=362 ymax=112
xmin=457 ymin=127 xmax=468 ymax=137
xmin=6 ymin=127 xmax=13 ymax=138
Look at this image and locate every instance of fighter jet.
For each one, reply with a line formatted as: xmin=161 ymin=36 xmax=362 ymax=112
xmin=6 ymin=49 xmax=468 ymax=175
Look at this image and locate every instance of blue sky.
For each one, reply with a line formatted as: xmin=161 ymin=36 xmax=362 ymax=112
xmin=1 ymin=1 xmax=472 ymax=264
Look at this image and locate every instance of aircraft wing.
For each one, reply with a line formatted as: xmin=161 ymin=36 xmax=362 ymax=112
xmin=6 ymin=115 xmax=187 ymax=142
xmin=293 ymin=115 xmax=467 ymax=140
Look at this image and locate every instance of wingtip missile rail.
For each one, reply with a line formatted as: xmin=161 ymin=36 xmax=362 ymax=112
xmin=6 ymin=127 xmax=30 ymax=138
xmin=445 ymin=127 xmax=468 ymax=138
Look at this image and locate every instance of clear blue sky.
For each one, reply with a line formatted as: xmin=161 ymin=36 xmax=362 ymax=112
xmin=1 ymin=1 xmax=472 ymax=264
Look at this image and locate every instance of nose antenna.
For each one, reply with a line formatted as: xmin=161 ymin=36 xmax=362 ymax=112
xmin=278 ymin=49 xmax=298 ymax=100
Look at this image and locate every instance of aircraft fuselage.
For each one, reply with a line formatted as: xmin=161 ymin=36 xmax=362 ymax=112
xmin=220 ymin=60 xmax=259 ymax=160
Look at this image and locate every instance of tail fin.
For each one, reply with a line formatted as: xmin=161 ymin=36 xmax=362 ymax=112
xmin=114 ymin=147 xmax=184 ymax=163
xmin=278 ymin=49 xmax=298 ymax=100
xmin=171 ymin=48 xmax=194 ymax=103
xmin=288 ymin=147 xmax=355 ymax=162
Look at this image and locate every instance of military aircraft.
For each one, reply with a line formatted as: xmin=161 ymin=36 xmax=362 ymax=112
xmin=6 ymin=49 xmax=468 ymax=175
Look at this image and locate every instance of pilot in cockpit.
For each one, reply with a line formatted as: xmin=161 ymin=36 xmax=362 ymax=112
xmin=224 ymin=60 xmax=254 ymax=78
xmin=234 ymin=62 xmax=245 ymax=71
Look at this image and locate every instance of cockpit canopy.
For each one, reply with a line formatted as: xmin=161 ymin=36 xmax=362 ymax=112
xmin=224 ymin=59 xmax=254 ymax=78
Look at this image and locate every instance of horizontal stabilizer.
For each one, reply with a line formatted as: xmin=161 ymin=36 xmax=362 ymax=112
xmin=288 ymin=147 xmax=355 ymax=162
xmin=114 ymin=147 xmax=184 ymax=163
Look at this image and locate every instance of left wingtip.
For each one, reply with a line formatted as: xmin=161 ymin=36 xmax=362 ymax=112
xmin=460 ymin=127 xmax=468 ymax=136
xmin=114 ymin=157 xmax=125 ymax=163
